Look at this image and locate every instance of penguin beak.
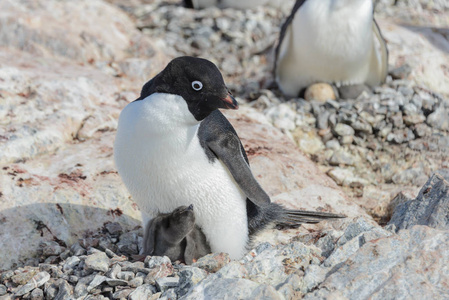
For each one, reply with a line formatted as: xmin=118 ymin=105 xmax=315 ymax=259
xmin=221 ymin=93 xmax=239 ymax=110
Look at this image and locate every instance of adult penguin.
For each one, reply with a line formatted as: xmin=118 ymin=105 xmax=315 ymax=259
xmin=275 ymin=0 xmax=388 ymax=99
xmin=114 ymin=56 xmax=344 ymax=259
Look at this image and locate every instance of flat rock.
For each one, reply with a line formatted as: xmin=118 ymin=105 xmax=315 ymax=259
xmin=304 ymin=226 xmax=449 ymax=299
xmin=84 ymin=252 xmax=110 ymax=273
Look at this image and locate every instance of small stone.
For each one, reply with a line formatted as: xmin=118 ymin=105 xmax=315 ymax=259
xmin=1 ymin=270 xmax=14 ymax=282
xmin=333 ymin=123 xmax=355 ymax=137
xmin=128 ymin=284 xmax=156 ymax=300
xmin=155 ymin=277 xmax=180 ymax=293
xmin=427 ymin=106 xmax=449 ymax=131
xmin=14 ymin=283 xmax=34 ymax=297
xmin=59 ymin=249 xmax=71 ymax=261
xmin=0 ymin=285 xmax=6 ymax=296
xmin=389 ymin=64 xmax=412 ymax=79
xmin=30 ymin=288 xmax=44 ymax=300
xmin=351 ymin=120 xmax=372 ymax=134
xmin=105 ymin=264 xmax=121 ymax=279
xmin=105 ymin=222 xmax=123 ymax=236
xmin=129 ymin=276 xmax=144 ymax=288
xmin=329 ymin=150 xmax=355 ymax=166
xmin=176 ymin=267 xmax=207 ymax=297
xmin=112 ymin=288 xmax=132 ymax=299
xmin=12 ymin=269 xmax=38 ymax=285
xmin=74 ymin=275 xmax=95 ymax=298
xmin=264 ymin=104 xmax=297 ymax=132
xmin=403 ymin=114 xmax=426 ymax=126
xmin=192 ymin=253 xmax=231 ymax=273
xmin=325 ymin=139 xmax=340 ymax=150
xmin=386 ymin=129 xmax=415 ymax=144
xmin=339 ymin=135 xmax=354 ymax=145
xmin=392 ymin=168 xmax=427 ymax=186
xmin=413 ymin=123 xmax=432 ymax=137
xmin=68 ymin=276 xmax=78 ymax=284
xmin=70 ymin=243 xmax=86 ymax=256
xmin=304 ymin=83 xmax=336 ymax=102
xmin=63 ymin=256 xmax=80 ymax=272
xmin=40 ymin=241 xmax=65 ymax=257
xmin=105 ymin=278 xmax=128 ymax=287
xmin=104 ymin=249 xmax=116 ymax=259
xmin=292 ymin=128 xmax=325 ymax=155
xmin=44 ymin=283 xmax=58 ymax=300
xmin=117 ymin=271 xmax=135 ymax=281
xmin=160 ymin=288 xmax=177 ymax=300
xmin=84 ymin=252 xmax=110 ymax=273
xmin=54 ymin=279 xmax=73 ymax=299
xmin=87 ymin=275 xmax=107 ymax=293
xmin=121 ymin=261 xmax=147 ymax=273
xmin=117 ymin=231 xmax=139 ymax=255
xmin=144 ymin=256 xmax=174 ymax=284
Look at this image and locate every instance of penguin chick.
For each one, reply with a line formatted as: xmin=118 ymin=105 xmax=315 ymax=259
xmin=142 ymin=204 xmax=211 ymax=264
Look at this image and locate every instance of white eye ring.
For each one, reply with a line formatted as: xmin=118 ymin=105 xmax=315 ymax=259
xmin=192 ymin=81 xmax=203 ymax=91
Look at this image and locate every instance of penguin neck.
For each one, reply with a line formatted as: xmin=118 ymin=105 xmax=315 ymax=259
xmin=127 ymin=93 xmax=202 ymax=151
xmin=137 ymin=93 xmax=200 ymax=134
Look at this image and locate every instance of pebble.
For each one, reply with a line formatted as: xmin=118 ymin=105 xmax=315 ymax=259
xmin=0 ymin=285 xmax=6 ymax=296
xmin=112 ymin=288 xmax=132 ymax=299
xmin=84 ymin=252 xmax=110 ymax=273
xmin=128 ymin=284 xmax=156 ymax=300
xmin=40 ymin=241 xmax=65 ymax=257
xmin=304 ymin=83 xmax=336 ymax=102
xmin=87 ymin=275 xmax=107 ymax=292
xmin=176 ymin=267 xmax=207 ymax=297
xmin=192 ymin=253 xmax=231 ymax=273
xmin=70 ymin=243 xmax=86 ymax=256
xmin=427 ymin=106 xmax=449 ymax=131
xmin=329 ymin=150 xmax=355 ymax=166
xmin=63 ymin=256 xmax=80 ymax=272
xmin=117 ymin=271 xmax=135 ymax=281
xmin=155 ymin=277 xmax=180 ymax=293
xmin=333 ymin=123 xmax=355 ymax=137
xmin=30 ymin=288 xmax=44 ymax=300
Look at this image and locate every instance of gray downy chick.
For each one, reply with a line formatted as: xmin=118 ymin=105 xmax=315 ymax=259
xmin=142 ymin=204 xmax=211 ymax=264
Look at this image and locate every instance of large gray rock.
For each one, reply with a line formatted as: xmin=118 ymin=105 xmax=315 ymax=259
xmin=304 ymin=226 xmax=449 ymax=300
xmin=389 ymin=173 xmax=449 ymax=231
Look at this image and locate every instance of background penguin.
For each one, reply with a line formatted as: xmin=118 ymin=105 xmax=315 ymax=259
xmin=275 ymin=0 xmax=388 ymax=99
xmin=142 ymin=205 xmax=211 ymax=264
xmin=114 ymin=56 xmax=344 ymax=259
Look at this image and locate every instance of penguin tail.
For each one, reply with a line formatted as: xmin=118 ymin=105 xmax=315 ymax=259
xmin=277 ymin=209 xmax=346 ymax=226
xmin=247 ymin=201 xmax=346 ymax=236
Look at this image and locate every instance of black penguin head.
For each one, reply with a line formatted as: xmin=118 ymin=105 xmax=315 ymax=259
xmin=137 ymin=56 xmax=238 ymax=121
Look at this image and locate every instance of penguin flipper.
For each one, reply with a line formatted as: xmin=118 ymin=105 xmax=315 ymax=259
xmin=207 ymin=132 xmax=271 ymax=207
xmin=274 ymin=0 xmax=307 ymax=74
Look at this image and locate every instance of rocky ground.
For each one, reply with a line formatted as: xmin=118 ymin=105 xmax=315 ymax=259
xmin=1 ymin=0 xmax=449 ymax=299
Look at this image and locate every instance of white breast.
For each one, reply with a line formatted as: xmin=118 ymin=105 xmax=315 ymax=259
xmin=276 ymin=0 xmax=377 ymax=96
xmin=114 ymin=93 xmax=249 ymax=259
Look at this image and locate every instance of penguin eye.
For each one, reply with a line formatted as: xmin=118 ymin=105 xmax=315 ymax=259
xmin=191 ymin=81 xmax=203 ymax=91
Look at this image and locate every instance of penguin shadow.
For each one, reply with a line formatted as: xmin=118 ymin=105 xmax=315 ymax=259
xmin=0 ymin=202 xmax=141 ymax=270
xmin=401 ymin=24 xmax=449 ymax=54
